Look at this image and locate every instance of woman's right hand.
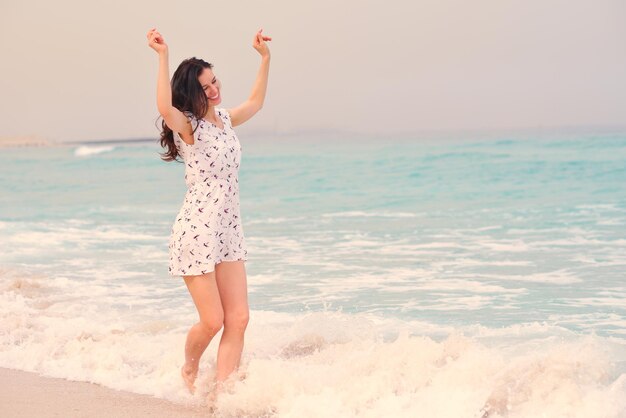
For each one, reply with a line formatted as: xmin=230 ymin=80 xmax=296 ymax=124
xmin=147 ymin=28 xmax=168 ymax=54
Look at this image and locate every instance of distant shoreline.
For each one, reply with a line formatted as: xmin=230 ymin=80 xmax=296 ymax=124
xmin=0 ymin=135 xmax=61 ymax=149
xmin=2 ymin=124 xmax=626 ymax=149
xmin=0 ymin=136 xmax=157 ymax=149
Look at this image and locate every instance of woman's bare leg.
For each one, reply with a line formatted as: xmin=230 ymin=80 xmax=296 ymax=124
xmin=181 ymin=270 xmax=224 ymax=394
xmin=213 ymin=260 xmax=249 ymax=383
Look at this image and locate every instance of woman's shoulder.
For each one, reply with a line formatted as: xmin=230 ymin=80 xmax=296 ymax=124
xmin=218 ymin=107 xmax=231 ymax=119
xmin=173 ymin=111 xmax=202 ymax=148
xmin=217 ymin=108 xmax=233 ymax=128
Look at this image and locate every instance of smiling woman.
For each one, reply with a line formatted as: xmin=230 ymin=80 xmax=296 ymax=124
xmin=202 ymin=74 xmax=221 ymax=98
xmin=150 ymin=28 xmax=271 ymax=161
xmin=146 ymin=26 xmax=271 ymax=408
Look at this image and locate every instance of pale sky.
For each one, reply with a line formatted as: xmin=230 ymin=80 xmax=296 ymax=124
xmin=1 ymin=0 xmax=625 ymax=142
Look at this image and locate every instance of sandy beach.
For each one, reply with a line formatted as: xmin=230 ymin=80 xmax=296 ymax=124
xmin=0 ymin=367 xmax=209 ymax=418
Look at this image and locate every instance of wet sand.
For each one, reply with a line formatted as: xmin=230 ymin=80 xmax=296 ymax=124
xmin=0 ymin=367 xmax=210 ymax=418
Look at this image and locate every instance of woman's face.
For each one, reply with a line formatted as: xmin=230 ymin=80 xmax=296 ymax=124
xmin=198 ymin=68 xmax=222 ymax=106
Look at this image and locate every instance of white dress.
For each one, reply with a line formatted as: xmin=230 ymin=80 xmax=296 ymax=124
xmin=168 ymin=108 xmax=248 ymax=277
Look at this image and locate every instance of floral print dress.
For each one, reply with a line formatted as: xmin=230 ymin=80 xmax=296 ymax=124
xmin=168 ymin=108 xmax=248 ymax=277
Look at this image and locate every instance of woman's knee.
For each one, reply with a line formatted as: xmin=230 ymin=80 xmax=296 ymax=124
xmin=198 ymin=314 xmax=224 ymax=335
xmin=224 ymin=309 xmax=249 ymax=331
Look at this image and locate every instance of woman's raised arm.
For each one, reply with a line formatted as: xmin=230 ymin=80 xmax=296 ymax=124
xmin=147 ymin=28 xmax=189 ymax=135
xmin=228 ymin=29 xmax=272 ymax=127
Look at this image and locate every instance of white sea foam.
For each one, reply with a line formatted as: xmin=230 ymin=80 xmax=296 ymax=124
xmin=530 ymin=237 xmax=626 ymax=247
xmin=1 ymin=266 xmax=625 ymax=417
xmin=322 ymin=211 xmax=421 ymax=218
xmin=446 ymin=257 xmax=533 ymax=267
xmin=95 ymin=205 xmax=176 ymax=215
xmin=379 ymin=278 xmax=527 ymax=295
xmin=546 ymin=313 xmax=626 ymax=333
xmin=247 ymin=216 xmax=308 ymax=225
xmin=475 ymin=239 xmax=531 ymax=252
xmin=575 ymin=203 xmax=623 ymax=211
xmin=596 ymin=218 xmax=624 ymax=226
xmin=1 ymin=221 xmax=161 ymax=258
xmin=558 ymin=296 xmax=626 ymax=309
xmin=475 ymin=269 xmax=583 ymax=284
xmin=74 ymin=145 xmax=115 ymax=156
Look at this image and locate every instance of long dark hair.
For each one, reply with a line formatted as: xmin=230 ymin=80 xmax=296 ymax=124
xmin=157 ymin=57 xmax=213 ymax=162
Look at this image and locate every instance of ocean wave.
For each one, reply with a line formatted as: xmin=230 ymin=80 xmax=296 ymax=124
xmin=74 ymin=145 xmax=115 ymax=156
xmin=0 ymin=266 xmax=624 ymax=417
xmin=322 ymin=211 xmax=421 ymax=218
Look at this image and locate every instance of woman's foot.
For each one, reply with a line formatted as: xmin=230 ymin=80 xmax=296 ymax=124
xmin=181 ymin=364 xmax=198 ymax=394
xmin=206 ymin=380 xmax=225 ymax=410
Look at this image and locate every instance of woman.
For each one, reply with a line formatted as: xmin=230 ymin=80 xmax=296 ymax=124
xmin=146 ymin=27 xmax=271 ymax=401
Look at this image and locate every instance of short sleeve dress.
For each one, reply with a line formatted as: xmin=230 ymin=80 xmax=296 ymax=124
xmin=168 ymin=108 xmax=248 ymax=277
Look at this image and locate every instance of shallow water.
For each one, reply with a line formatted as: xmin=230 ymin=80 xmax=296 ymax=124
xmin=1 ymin=130 xmax=625 ymax=417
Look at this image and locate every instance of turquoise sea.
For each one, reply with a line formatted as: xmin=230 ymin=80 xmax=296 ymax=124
xmin=1 ymin=129 xmax=625 ymax=417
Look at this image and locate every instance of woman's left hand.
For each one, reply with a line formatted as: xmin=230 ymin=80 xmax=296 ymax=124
xmin=253 ymin=28 xmax=272 ymax=58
